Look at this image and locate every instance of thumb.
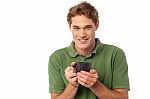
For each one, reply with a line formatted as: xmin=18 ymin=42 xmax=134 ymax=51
xmin=90 ymin=69 xmax=96 ymax=74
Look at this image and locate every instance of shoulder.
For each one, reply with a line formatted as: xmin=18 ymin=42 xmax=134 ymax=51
xmin=103 ymin=44 xmax=125 ymax=53
xmin=101 ymin=44 xmax=126 ymax=58
xmin=49 ymin=47 xmax=68 ymax=59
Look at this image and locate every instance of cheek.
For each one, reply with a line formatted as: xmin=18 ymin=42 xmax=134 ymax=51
xmin=87 ymin=31 xmax=95 ymax=37
xmin=72 ymin=32 xmax=76 ymax=38
xmin=72 ymin=31 xmax=78 ymax=37
xmin=72 ymin=33 xmax=78 ymax=41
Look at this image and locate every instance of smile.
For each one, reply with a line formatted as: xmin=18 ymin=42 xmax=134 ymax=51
xmin=78 ymin=38 xmax=88 ymax=44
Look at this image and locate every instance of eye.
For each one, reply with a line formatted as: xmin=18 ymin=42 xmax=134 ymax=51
xmin=73 ymin=27 xmax=80 ymax=31
xmin=86 ymin=27 xmax=91 ymax=29
xmin=85 ymin=26 xmax=92 ymax=30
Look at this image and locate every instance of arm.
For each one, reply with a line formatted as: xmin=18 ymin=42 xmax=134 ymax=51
xmin=51 ymin=83 xmax=78 ymax=99
xmin=77 ymin=69 xmax=128 ymax=99
xmin=90 ymin=80 xmax=128 ymax=99
xmin=50 ymin=62 xmax=79 ymax=99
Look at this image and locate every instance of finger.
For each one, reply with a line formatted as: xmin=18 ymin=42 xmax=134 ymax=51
xmin=90 ymin=69 xmax=97 ymax=74
xmin=89 ymin=70 xmax=99 ymax=79
xmin=66 ymin=72 xmax=76 ymax=78
xmin=66 ymin=71 xmax=75 ymax=75
xmin=77 ymin=72 xmax=98 ymax=83
xmin=80 ymin=71 xmax=91 ymax=76
xmin=80 ymin=71 xmax=96 ymax=78
xmin=70 ymin=62 xmax=76 ymax=66
xmin=65 ymin=66 xmax=71 ymax=72
xmin=77 ymin=72 xmax=92 ymax=81
xmin=71 ymin=72 xmax=77 ymax=78
xmin=70 ymin=67 xmax=75 ymax=70
xmin=70 ymin=77 xmax=79 ymax=87
xmin=77 ymin=77 xmax=91 ymax=87
xmin=77 ymin=74 xmax=88 ymax=83
xmin=78 ymin=76 xmax=96 ymax=88
xmin=65 ymin=66 xmax=75 ymax=73
xmin=77 ymin=72 xmax=89 ymax=79
xmin=70 ymin=76 xmax=78 ymax=82
xmin=77 ymin=72 xmax=93 ymax=83
xmin=80 ymin=70 xmax=95 ymax=75
xmin=77 ymin=78 xmax=85 ymax=86
xmin=80 ymin=70 xmax=98 ymax=78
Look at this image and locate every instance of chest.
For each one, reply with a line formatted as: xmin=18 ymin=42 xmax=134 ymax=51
xmin=60 ymin=54 xmax=113 ymax=88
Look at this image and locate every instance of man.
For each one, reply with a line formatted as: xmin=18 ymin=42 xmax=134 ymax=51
xmin=48 ymin=1 xmax=130 ymax=99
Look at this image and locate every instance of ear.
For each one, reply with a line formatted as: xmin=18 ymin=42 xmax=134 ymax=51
xmin=95 ymin=20 xmax=99 ymax=31
xmin=69 ymin=24 xmax=72 ymax=31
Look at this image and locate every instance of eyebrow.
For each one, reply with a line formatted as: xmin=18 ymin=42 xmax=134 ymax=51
xmin=72 ymin=25 xmax=93 ymax=28
xmin=84 ymin=25 xmax=92 ymax=28
xmin=72 ymin=25 xmax=80 ymax=28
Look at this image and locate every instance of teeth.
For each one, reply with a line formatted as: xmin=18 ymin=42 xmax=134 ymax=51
xmin=78 ymin=39 xmax=88 ymax=43
xmin=80 ymin=39 xmax=86 ymax=42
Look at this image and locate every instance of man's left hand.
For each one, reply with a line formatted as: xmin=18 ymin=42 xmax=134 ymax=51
xmin=77 ymin=69 xmax=98 ymax=88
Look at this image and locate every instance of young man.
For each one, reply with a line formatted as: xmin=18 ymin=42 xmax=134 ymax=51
xmin=48 ymin=1 xmax=130 ymax=99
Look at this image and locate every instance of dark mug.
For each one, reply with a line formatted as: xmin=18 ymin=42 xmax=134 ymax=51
xmin=74 ymin=62 xmax=91 ymax=73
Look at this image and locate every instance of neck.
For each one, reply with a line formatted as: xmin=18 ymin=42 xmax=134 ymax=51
xmin=76 ymin=42 xmax=96 ymax=56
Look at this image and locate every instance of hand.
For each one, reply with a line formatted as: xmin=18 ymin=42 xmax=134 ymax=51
xmin=65 ymin=62 xmax=79 ymax=87
xmin=77 ymin=69 xmax=98 ymax=88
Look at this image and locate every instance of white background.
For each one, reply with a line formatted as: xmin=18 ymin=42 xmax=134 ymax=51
xmin=0 ymin=0 xmax=150 ymax=99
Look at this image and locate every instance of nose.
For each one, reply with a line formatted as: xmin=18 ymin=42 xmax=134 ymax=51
xmin=80 ymin=29 xmax=87 ymax=38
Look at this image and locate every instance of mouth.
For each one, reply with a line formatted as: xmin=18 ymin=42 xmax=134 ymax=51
xmin=78 ymin=38 xmax=89 ymax=44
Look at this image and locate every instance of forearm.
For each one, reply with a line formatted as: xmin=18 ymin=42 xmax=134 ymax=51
xmin=90 ymin=81 xmax=128 ymax=99
xmin=51 ymin=83 xmax=78 ymax=99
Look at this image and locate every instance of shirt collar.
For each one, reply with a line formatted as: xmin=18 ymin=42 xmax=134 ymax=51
xmin=68 ymin=38 xmax=103 ymax=57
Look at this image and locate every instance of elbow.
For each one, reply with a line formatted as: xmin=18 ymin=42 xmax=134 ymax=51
xmin=122 ymin=94 xmax=128 ymax=99
xmin=50 ymin=93 xmax=62 ymax=99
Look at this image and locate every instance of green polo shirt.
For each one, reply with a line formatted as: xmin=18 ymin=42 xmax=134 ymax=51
xmin=48 ymin=38 xmax=130 ymax=99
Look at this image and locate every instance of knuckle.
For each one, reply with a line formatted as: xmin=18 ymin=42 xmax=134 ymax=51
xmin=93 ymin=79 xmax=97 ymax=82
xmin=65 ymin=74 xmax=67 ymax=77
xmin=91 ymin=82 xmax=94 ymax=86
xmin=71 ymin=62 xmax=76 ymax=66
xmin=84 ymin=79 xmax=88 ymax=84
xmin=85 ymin=76 xmax=89 ymax=80
xmin=82 ymin=83 xmax=85 ymax=86
xmin=96 ymin=75 xmax=98 ymax=78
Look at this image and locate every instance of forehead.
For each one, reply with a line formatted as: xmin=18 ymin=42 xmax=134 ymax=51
xmin=71 ymin=15 xmax=95 ymax=27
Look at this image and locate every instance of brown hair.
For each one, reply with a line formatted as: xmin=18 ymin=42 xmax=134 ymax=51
xmin=67 ymin=1 xmax=99 ymax=27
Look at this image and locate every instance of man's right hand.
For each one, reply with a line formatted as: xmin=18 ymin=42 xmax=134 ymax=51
xmin=65 ymin=62 xmax=79 ymax=87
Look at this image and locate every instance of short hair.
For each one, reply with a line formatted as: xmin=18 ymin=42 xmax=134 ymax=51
xmin=67 ymin=1 xmax=99 ymax=27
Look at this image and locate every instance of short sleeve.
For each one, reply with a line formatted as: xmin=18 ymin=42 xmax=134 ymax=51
xmin=112 ymin=49 xmax=130 ymax=90
xmin=48 ymin=52 xmax=65 ymax=93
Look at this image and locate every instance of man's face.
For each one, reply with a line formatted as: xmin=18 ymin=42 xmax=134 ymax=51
xmin=70 ymin=15 xmax=98 ymax=51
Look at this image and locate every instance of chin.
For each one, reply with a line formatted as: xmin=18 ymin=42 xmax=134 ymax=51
xmin=77 ymin=44 xmax=89 ymax=50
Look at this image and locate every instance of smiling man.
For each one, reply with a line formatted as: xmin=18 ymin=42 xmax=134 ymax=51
xmin=48 ymin=1 xmax=130 ymax=99
xmin=71 ymin=15 xmax=97 ymax=56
